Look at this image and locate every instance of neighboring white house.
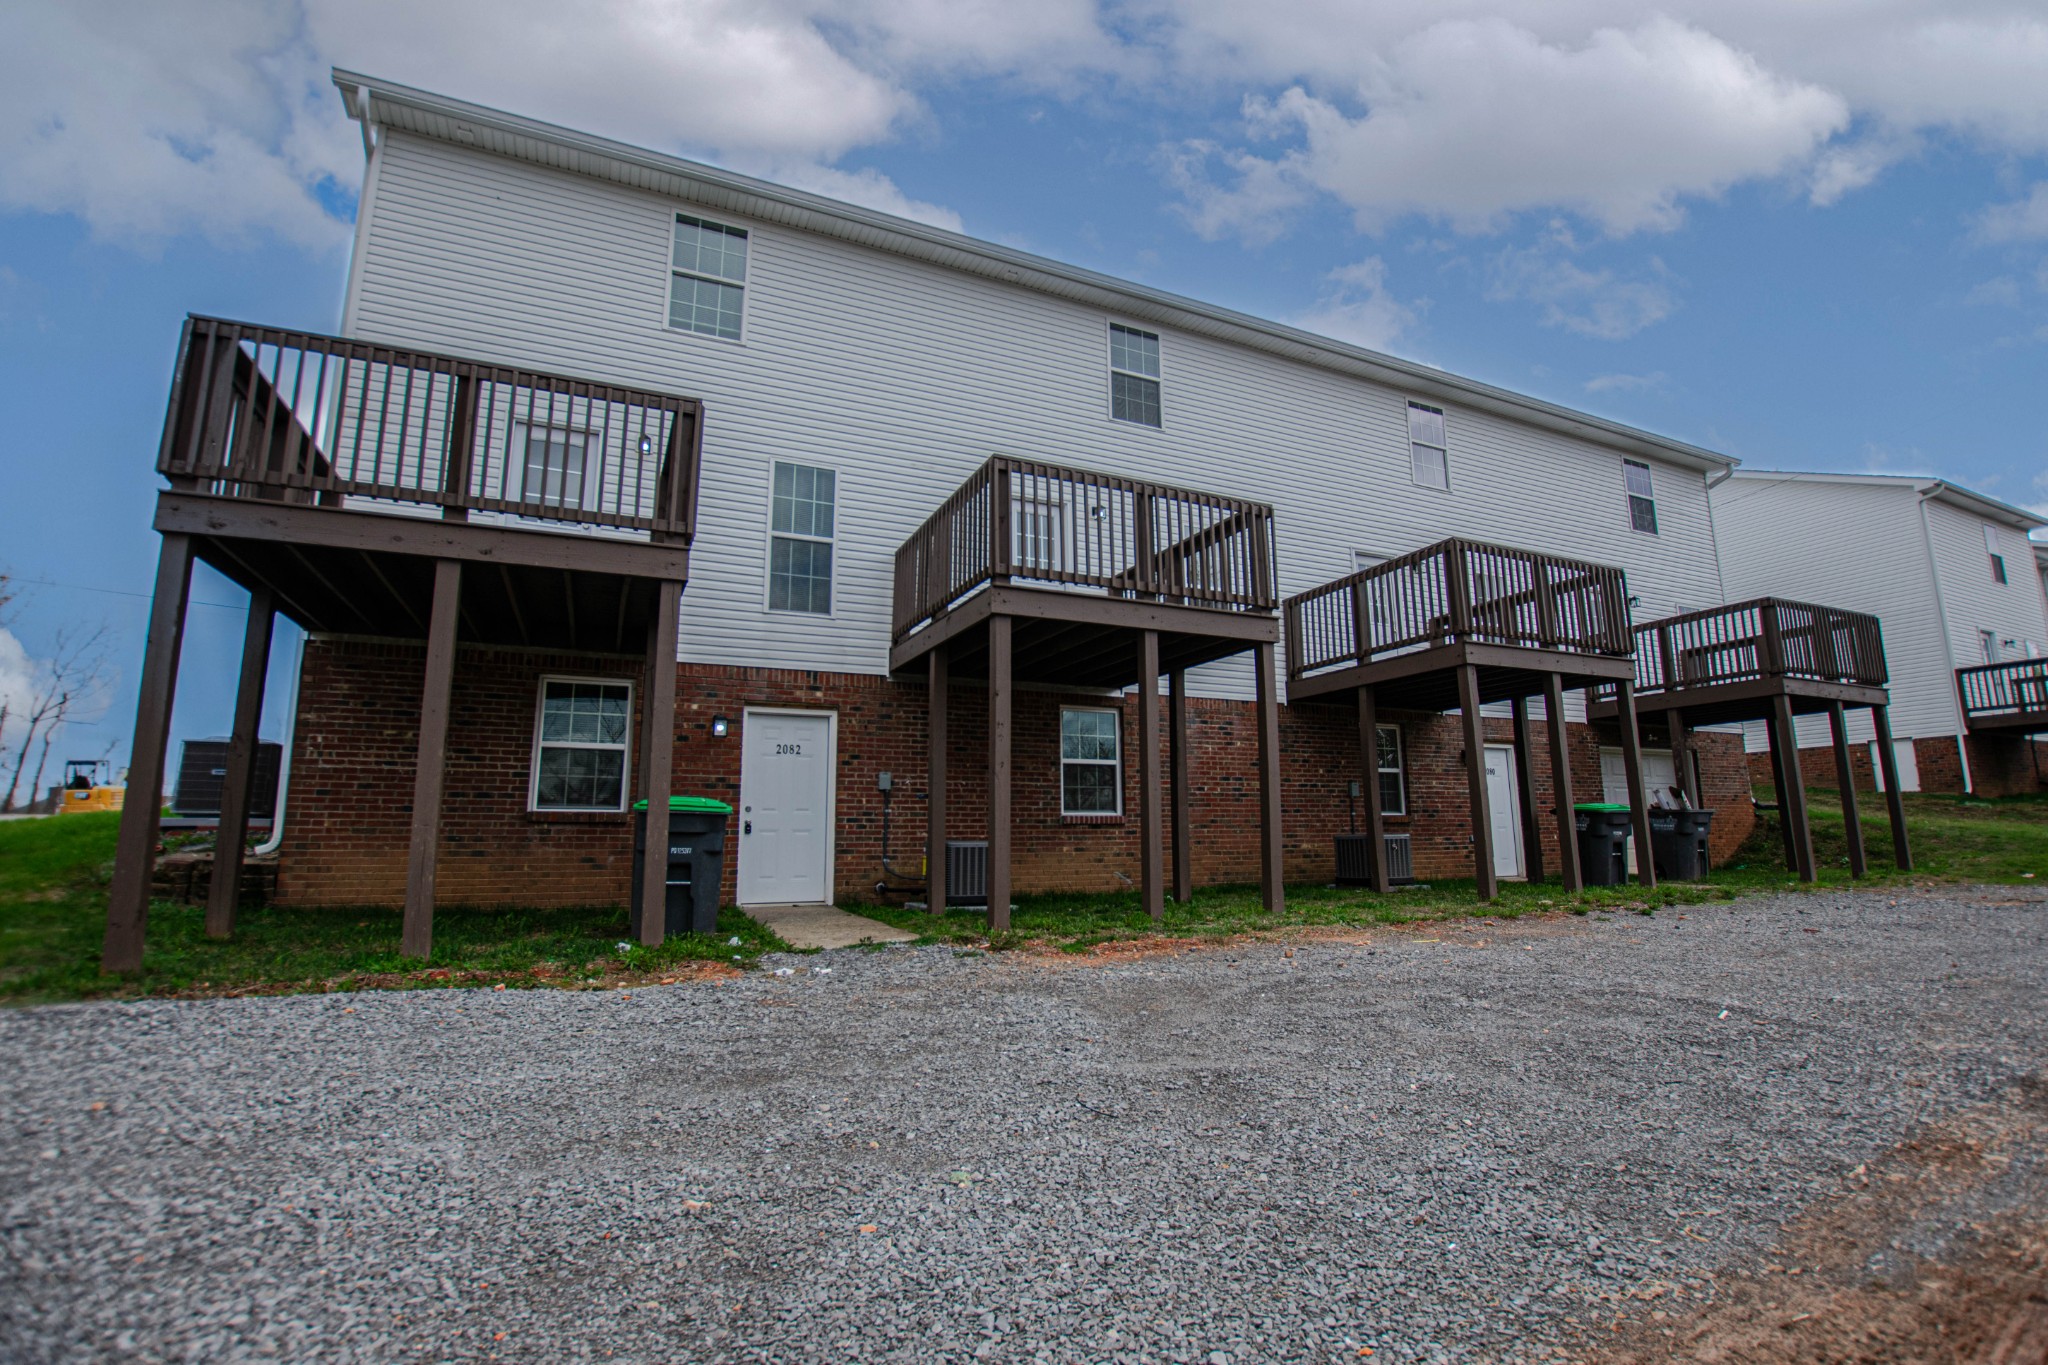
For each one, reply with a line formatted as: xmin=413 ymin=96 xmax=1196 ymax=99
xmin=1709 ymin=469 xmax=2048 ymax=793
xmin=332 ymin=70 xmax=1735 ymax=703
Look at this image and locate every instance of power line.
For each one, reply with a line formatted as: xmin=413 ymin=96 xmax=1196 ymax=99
xmin=4 ymin=576 xmax=248 ymax=612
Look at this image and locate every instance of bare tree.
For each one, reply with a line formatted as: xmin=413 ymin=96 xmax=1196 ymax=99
xmin=2 ymin=623 xmax=113 ymax=812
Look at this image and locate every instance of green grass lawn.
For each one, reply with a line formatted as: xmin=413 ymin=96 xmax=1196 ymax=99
xmin=1 ymin=789 xmax=2040 ymax=1004
xmin=0 ymin=812 xmax=787 ymax=1006
xmin=857 ymin=787 xmax=2048 ymax=954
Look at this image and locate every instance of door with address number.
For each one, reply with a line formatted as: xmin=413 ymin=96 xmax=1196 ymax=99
xmin=738 ymin=709 xmax=835 ymax=905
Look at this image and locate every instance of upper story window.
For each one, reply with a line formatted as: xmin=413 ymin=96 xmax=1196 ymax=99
xmin=1624 ymin=459 xmax=1659 ymax=534
xmin=670 ymin=214 xmax=748 ymax=340
xmin=1108 ymin=324 xmax=1162 ymax=428
xmin=1407 ymin=403 xmax=1448 ymax=489
xmin=1985 ymin=525 xmax=2008 ymax=583
xmin=768 ymin=461 xmax=835 ymax=614
xmin=1061 ymin=707 xmax=1123 ymax=815
xmin=531 ymin=677 xmax=632 ymax=812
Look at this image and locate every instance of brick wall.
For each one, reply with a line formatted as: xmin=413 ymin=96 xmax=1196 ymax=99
xmin=277 ymin=637 xmax=1758 ymax=908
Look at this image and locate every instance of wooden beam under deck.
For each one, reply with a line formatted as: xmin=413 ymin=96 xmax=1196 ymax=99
xmin=1586 ymin=674 xmax=1890 ymax=727
xmin=1288 ymin=640 xmax=1633 ymax=710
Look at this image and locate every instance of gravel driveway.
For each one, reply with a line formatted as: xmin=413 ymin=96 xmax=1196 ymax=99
xmin=3 ymin=888 xmax=2045 ymax=1364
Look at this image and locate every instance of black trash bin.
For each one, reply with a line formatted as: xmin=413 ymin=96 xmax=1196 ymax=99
xmin=1648 ymin=808 xmax=1715 ymax=881
xmin=1574 ymin=803 xmax=1633 ymax=886
xmin=632 ymin=797 xmax=734 ymax=936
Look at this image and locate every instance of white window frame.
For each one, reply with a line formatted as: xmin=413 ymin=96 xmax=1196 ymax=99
xmin=1375 ymin=723 xmax=1407 ymax=817
xmin=1407 ymin=402 xmax=1448 ymax=490
xmin=528 ymin=675 xmax=635 ymax=813
xmin=1014 ymin=490 xmax=1065 ymax=573
xmin=764 ymin=459 xmax=837 ymax=616
xmin=1623 ymin=459 xmax=1659 ymax=535
xmin=1060 ymin=705 xmax=1124 ymax=817
xmin=1107 ymin=322 xmax=1163 ymax=429
xmin=667 ymin=212 xmax=749 ymax=343
xmin=507 ymin=420 xmax=595 ymax=513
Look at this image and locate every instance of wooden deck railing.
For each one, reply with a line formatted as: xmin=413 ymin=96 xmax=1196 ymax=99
xmin=1958 ymin=657 xmax=2048 ymax=722
xmin=157 ymin=315 xmax=703 ymax=541
xmin=1613 ymin=598 xmax=1887 ymax=697
xmin=891 ymin=456 xmax=1277 ymax=639
xmin=1284 ymin=539 xmax=1632 ymax=680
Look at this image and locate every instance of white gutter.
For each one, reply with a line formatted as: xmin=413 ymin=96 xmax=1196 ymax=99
xmin=253 ymin=629 xmax=304 ymax=858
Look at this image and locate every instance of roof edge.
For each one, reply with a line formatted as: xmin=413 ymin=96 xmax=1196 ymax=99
xmin=1726 ymin=468 xmax=2046 ymax=530
xmin=332 ymin=69 xmax=1737 ymax=476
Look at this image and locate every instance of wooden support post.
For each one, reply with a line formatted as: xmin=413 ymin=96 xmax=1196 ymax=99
xmin=1544 ymin=674 xmax=1582 ymax=892
xmin=1168 ymin=667 xmax=1192 ymax=903
xmin=1668 ymin=706 xmax=1700 ymax=807
xmin=1254 ymin=640 xmax=1284 ymax=913
xmin=1138 ymin=632 xmax=1163 ymax=924
xmin=1828 ymin=701 xmax=1867 ymax=878
xmin=987 ymin=615 xmax=1013 ymax=931
xmin=1771 ymin=692 xmax=1816 ymax=883
xmin=927 ymin=644 xmax=949 ymax=915
xmin=1766 ymin=719 xmax=1798 ymax=872
xmin=1457 ymin=664 xmax=1497 ymax=901
xmin=204 ymin=586 xmax=275 ymax=940
xmin=1511 ymin=695 xmax=1543 ymax=884
xmin=636 ymin=578 xmax=682 ymax=945
xmin=1615 ymin=679 xmax=1658 ymax=889
xmin=1871 ymin=706 xmax=1913 ymax=871
xmin=1358 ymin=686 xmax=1390 ymax=893
xmin=401 ymin=560 xmax=462 ymax=960
xmin=102 ymin=533 xmax=197 ymax=973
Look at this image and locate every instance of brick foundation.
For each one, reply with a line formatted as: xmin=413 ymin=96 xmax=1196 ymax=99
xmin=277 ymin=637 xmax=1758 ymax=909
xmin=1740 ymin=732 xmax=2046 ymax=798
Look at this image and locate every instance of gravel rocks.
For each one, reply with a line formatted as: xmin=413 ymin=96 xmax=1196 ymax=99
xmin=3 ymin=887 xmax=2044 ymax=1363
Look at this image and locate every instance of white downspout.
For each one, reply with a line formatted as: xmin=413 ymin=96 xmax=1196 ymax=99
xmin=253 ymin=629 xmax=304 ymax=857
xmin=1917 ymin=490 xmax=1972 ymax=794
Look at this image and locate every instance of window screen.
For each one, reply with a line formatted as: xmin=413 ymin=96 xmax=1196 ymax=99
xmin=1060 ymin=707 xmax=1122 ymax=815
xmin=532 ymin=678 xmax=631 ymax=811
xmin=1408 ymin=404 xmax=1448 ymax=489
xmin=768 ymin=462 xmax=835 ymax=613
xmin=1109 ymin=324 xmax=1162 ymax=428
xmin=1624 ymin=459 xmax=1658 ymax=534
xmin=670 ymin=214 xmax=748 ymax=340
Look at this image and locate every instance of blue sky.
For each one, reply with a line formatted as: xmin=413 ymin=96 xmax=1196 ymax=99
xmin=3 ymin=1 xmax=2047 ymax=786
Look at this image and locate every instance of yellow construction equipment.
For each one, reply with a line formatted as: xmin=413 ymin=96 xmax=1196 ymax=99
xmin=55 ymin=759 xmax=124 ymax=815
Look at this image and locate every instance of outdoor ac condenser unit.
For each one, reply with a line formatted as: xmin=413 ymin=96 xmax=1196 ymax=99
xmin=944 ymin=840 xmax=989 ymax=906
xmin=1333 ymin=832 xmax=1416 ymax=886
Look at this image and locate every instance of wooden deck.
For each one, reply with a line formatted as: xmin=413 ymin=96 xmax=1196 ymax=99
xmin=1959 ymin=658 xmax=2048 ymax=736
xmin=1586 ymin=598 xmax=1909 ymax=882
xmin=1284 ymin=539 xmax=1647 ymax=900
xmin=890 ymin=457 xmax=1284 ymax=929
xmin=104 ymin=316 xmax=705 ymax=971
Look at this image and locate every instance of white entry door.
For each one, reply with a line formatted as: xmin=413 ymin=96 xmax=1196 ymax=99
xmin=1483 ymin=744 xmax=1524 ymax=880
xmin=738 ymin=709 xmax=835 ymax=905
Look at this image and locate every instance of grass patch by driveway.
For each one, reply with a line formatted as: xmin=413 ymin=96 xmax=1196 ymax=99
xmin=0 ymin=813 xmax=787 ymax=1006
xmin=857 ymin=788 xmax=2048 ymax=952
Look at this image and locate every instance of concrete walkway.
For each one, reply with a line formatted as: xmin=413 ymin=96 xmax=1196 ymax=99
xmin=742 ymin=902 xmax=919 ymax=950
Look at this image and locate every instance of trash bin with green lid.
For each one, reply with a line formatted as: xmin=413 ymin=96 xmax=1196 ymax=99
xmin=1573 ymin=803 xmax=1633 ymax=886
xmin=1648 ymin=808 xmax=1715 ymax=881
xmin=632 ymin=797 xmax=734 ymax=936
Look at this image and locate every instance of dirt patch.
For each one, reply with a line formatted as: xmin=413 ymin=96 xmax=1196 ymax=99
xmin=154 ymin=958 xmax=745 ymax=999
xmin=1584 ymin=1078 xmax=2048 ymax=1365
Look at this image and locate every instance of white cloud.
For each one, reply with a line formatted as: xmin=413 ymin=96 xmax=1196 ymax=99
xmin=1291 ymin=257 xmax=1421 ymax=351
xmin=743 ymin=162 xmax=963 ymax=232
xmin=0 ymin=628 xmax=34 ymax=752
xmin=1485 ymin=230 xmax=1678 ymax=339
xmin=1977 ymin=183 xmax=2048 ymax=243
xmin=1175 ymin=19 xmax=1847 ymax=239
xmin=1965 ymin=275 xmax=2023 ymax=307
xmin=1584 ymin=371 xmax=1668 ymax=394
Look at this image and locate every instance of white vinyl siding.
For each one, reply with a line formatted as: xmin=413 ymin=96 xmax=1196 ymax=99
xmin=1060 ymin=708 xmax=1122 ymax=815
xmin=530 ymin=677 xmax=632 ymax=811
xmin=348 ymin=132 xmax=1729 ymax=700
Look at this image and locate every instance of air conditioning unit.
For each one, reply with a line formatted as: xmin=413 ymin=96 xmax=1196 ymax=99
xmin=1334 ymin=832 xmax=1415 ymax=887
xmin=944 ymin=840 xmax=989 ymax=906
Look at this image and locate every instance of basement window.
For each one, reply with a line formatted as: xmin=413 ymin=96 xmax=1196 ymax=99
xmin=669 ymin=214 xmax=748 ymax=340
xmin=1376 ymin=724 xmax=1407 ymax=817
xmin=530 ymin=677 xmax=633 ymax=812
xmin=1624 ymin=459 xmax=1658 ymax=534
xmin=1061 ymin=707 xmax=1123 ymax=816
xmin=1108 ymin=324 xmax=1162 ymax=428
xmin=1408 ymin=403 xmax=1448 ymax=490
